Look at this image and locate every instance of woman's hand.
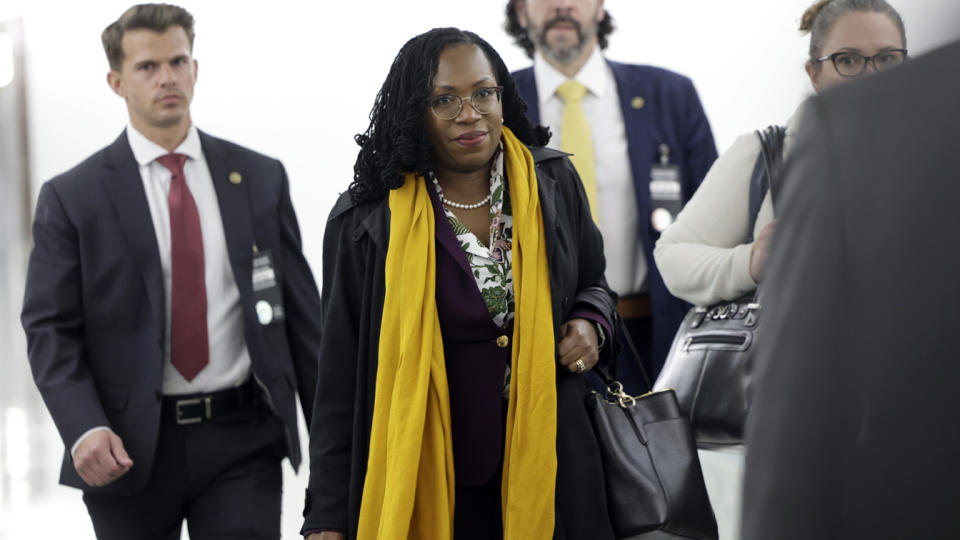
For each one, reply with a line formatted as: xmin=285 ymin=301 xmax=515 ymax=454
xmin=558 ymin=318 xmax=599 ymax=374
xmin=749 ymin=219 xmax=778 ymax=283
xmin=305 ymin=533 xmax=345 ymax=540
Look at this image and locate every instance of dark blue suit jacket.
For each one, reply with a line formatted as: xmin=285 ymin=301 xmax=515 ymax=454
xmin=512 ymin=60 xmax=718 ymax=369
xmin=21 ymin=130 xmax=322 ymax=494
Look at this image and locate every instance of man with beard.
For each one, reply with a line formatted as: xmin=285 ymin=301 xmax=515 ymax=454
xmin=20 ymin=4 xmax=322 ymax=538
xmin=505 ymin=0 xmax=717 ymax=391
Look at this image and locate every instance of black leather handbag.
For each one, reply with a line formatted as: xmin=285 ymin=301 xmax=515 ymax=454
xmin=653 ymin=125 xmax=786 ymax=446
xmin=586 ymin=326 xmax=718 ymax=540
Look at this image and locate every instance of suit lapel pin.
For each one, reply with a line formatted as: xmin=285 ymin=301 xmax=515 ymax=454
xmin=631 ymin=97 xmax=645 ymax=110
xmin=229 ymin=172 xmax=242 ymax=184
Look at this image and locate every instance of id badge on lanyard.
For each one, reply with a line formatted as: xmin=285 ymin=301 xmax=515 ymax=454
xmin=650 ymin=144 xmax=683 ymax=233
xmin=252 ymin=245 xmax=285 ymax=326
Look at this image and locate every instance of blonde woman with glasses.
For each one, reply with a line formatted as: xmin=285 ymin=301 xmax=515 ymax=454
xmin=654 ymin=0 xmax=908 ymax=307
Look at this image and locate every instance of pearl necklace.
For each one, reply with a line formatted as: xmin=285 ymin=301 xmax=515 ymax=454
xmin=432 ymin=177 xmax=491 ymax=210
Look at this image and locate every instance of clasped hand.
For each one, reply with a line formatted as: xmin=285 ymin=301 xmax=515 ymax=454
xmin=557 ymin=318 xmax=600 ymax=374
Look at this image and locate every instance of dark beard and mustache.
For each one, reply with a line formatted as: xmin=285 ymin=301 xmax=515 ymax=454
xmin=528 ymin=14 xmax=597 ymax=64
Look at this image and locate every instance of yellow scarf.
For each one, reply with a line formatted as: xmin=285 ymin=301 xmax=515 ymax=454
xmin=357 ymin=127 xmax=557 ymax=539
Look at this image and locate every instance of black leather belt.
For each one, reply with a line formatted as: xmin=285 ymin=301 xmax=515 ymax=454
xmin=161 ymin=377 xmax=258 ymax=425
xmin=617 ymin=294 xmax=652 ymax=319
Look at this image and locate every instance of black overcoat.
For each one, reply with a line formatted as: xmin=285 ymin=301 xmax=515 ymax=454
xmin=303 ymin=146 xmax=618 ymax=539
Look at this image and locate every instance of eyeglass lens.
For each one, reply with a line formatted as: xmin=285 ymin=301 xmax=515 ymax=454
xmin=431 ymin=87 xmax=501 ymax=119
xmin=833 ymin=50 xmax=906 ymax=76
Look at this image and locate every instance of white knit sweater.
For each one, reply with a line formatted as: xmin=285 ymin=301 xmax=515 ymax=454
xmin=654 ymin=107 xmax=802 ymax=306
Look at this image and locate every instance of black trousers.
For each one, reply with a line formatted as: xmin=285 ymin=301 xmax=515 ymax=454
xmin=454 ymin=473 xmax=504 ymax=540
xmin=453 ymin=403 xmax=506 ymax=540
xmin=82 ymin=404 xmax=286 ymax=540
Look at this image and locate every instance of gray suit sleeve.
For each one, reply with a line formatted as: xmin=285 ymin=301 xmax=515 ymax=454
xmin=21 ymin=182 xmax=111 ymax=451
xmin=274 ymin=161 xmax=322 ymax=426
xmin=741 ymin=96 xmax=857 ymax=539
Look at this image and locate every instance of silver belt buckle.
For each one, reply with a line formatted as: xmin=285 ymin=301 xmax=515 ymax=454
xmin=175 ymin=397 xmax=212 ymax=425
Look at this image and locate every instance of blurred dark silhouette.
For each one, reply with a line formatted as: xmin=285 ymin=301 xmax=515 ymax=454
xmin=742 ymin=39 xmax=960 ymax=540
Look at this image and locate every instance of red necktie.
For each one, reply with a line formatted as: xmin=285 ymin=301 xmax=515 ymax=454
xmin=157 ymin=153 xmax=209 ymax=381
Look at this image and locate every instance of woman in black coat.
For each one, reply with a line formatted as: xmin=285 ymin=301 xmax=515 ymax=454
xmin=302 ymin=28 xmax=618 ymax=540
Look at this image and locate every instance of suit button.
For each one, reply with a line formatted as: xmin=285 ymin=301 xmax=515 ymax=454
xmin=496 ymin=335 xmax=509 ymax=348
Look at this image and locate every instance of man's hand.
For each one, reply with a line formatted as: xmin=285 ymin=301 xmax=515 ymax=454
xmin=558 ymin=318 xmax=599 ymax=374
xmin=73 ymin=429 xmax=133 ymax=487
xmin=306 ymin=533 xmax=345 ymax=540
xmin=749 ymin=219 xmax=778 ymax=283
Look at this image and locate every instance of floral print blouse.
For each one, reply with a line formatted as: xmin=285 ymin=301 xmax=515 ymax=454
xmin=431 ymin=146 xmax=514 ymax=329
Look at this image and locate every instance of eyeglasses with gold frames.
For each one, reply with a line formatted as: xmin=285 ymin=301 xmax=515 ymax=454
xmin=427 ymin=86 xmax=503 ymax=120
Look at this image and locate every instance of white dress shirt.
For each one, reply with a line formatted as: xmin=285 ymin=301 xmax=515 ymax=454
xmin=72 ymin=125 xmax=250 ymax=456
xmin=534 ymin=47 xmax=647 ymax=296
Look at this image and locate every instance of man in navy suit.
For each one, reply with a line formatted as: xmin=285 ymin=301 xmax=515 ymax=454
xmin=505 ymin=0 xmax=718 ymax=392
xmin=20 ymin=4 xmax=322 ymax=538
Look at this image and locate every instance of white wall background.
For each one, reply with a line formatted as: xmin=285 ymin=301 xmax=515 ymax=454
xmin=1 ymin=0 xmax=958 ymax=276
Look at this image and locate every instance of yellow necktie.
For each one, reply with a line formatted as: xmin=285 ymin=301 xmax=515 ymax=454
xmin=556 ymin=80 xmax=598 ymax=222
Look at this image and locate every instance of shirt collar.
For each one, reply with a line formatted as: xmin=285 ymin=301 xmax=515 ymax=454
xmin=533 ymin=45 xmax=611 ymax=101
xmin=126 ymin=123 xmax=203 ymax=167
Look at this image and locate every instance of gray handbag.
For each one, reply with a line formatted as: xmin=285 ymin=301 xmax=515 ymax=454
xmin=653 ymin=126 xmax=786 ymax=446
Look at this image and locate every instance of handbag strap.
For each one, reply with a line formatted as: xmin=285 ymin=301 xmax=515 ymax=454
xmin=747 ymin=125 xmax=787 ymax=241
xmin=758 ymin=124 xmax=787 ymax=213
xmin=746 ymin=125 xmax=786 ymax=304
xmin=596 ymin=311 xmax=654 ymax=398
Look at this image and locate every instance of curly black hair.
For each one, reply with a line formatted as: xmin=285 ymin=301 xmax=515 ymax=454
xmin=503 ymin=0 xmax=615 ymax=59
xmin=349 ymin=28 xmax=551 ymax=204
